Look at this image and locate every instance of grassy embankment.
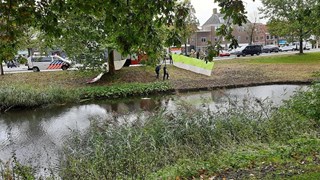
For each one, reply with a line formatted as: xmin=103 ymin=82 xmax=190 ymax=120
xmin=1 ymin=82 xmax=320 ymax=179
xmin=0 ymin=52 xmax=319 ymax=111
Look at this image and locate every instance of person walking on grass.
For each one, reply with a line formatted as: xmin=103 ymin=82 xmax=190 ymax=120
xmin=163 ymin=66 xmax=169 ymax=80
xmin=155 ymin=64 xmax=161 ymax=79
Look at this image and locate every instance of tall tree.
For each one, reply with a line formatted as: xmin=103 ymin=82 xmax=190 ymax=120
xmin=170 ymin=0 xmax=199 ymax=56
xmin=0 ymin=0 xmax=37 ymax=75
xmin=47 ymin=0 xmax=189 ymax=74
xmin=260 ymin=0 xmax=318 ymax=53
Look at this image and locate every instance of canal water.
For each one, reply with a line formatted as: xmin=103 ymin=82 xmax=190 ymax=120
xmin=0 ymin=85 xmax=307 ymax=170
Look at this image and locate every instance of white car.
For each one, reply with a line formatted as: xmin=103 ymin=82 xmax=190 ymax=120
xmin=279 ymin=45 xmax=295 ymax=52
xmin=27 ymin=56 xmax=71 ymax=72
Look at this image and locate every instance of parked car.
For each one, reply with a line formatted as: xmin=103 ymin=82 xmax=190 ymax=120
xmin=27 ymin=55 xmax=71 ymax=72
xmin=279 ymin=45 xmax=295 ymax=52
xmin=219 ymin=50 xmax=231 ymax=57
xmin=234 ymin=45 xmax=262 ymax=57
xmin=262 ymin=45 xmax=279 ymax=53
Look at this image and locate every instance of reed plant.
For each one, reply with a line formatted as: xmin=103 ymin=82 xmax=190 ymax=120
xmin=59 ymin=84 xmax=320 ymax=179
xmin=0 ymin=84 xmax=79 ymax=111
xmin=79 ymin=81 xmax=172 ymax=99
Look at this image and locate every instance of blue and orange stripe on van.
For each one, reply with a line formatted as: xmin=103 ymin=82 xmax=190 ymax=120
xmin=47 ymin=60 xmax=63 ymax=69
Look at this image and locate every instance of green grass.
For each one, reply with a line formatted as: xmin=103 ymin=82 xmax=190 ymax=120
xmin=283 ymin=172 xmax=320 ymax=179
xmin=172 ymin=54 xmax=214 ymax=70
xmin=216 ymin=52 xmax=320 ymax=65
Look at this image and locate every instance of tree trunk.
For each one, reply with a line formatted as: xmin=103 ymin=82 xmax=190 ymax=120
xmin=108 ymin=48 xmax=115 ymax=75
xmin=0 ymin=62 xmax=4 ymax=75
xmin=299 ymin=36 xmax=303 ymax=54
xmin=28 ymin=48 xmax=33 ymax=57
xmin=184 ymin=43 xmax=187 ymax=56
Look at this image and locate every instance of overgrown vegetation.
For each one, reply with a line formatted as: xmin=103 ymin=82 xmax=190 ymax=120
xmin=57 ymin=83 xmax=320 ymax=179
xmin=1 ymin=83 xmax=320 ymax=179
xmin=0 ymin=84 xmax=79 ymax=112
xmin=0 ymin=81 xmax=172 ymax=112
xmin=80 ymin=81 xmax=172 ymax=99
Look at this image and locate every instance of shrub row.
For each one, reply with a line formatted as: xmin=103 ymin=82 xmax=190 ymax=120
xmin=0 ymin=82 xmax=172 ymax=111
xmin=0 ymin=85 xmax=79 ymax=111
xmin=79 ymin=81 xmax=172 ymax=99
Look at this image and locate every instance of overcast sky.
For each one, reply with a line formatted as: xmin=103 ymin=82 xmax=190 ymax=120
xmin=190 ymin=0 xmax=266 ymax=26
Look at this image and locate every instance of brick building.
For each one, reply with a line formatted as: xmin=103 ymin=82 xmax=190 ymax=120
xmin=189 ymin=8 xmax=274 ymax=52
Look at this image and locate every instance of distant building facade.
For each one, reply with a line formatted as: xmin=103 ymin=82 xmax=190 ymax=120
xmin=189 ymin=8 xmax=275 ymax=52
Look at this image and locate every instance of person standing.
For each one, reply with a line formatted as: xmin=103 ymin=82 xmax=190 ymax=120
xmin=163 ymin=66 xmax=169 ymax=80
xmin=169 ymin=54 xmax=173 ymax=64
xmin=196 ymin=49 xmax=200 ymax=59
xmin=155 ymin=64 xmax=161 ymax=79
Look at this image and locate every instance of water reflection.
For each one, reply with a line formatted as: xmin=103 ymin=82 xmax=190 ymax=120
xmin=0 ymin=85 xmax=307 ymax=168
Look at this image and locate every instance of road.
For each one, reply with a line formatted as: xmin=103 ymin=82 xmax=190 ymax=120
xmin=2 ymin=48 xmax=320 ymax=74
xmin=213 ymin=48 xmax=320 ymax=61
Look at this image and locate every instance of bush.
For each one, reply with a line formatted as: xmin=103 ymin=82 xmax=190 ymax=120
xmin=0 ymin=85 xmax=79 ymax=111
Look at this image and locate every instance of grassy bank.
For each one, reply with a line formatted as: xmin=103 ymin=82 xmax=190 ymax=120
xmin=2 ymin=83 xmax=319 ymax=179
xmin=0 ymin=52 xmax=319 ymax=110
xmin=0 ymin=81 xmax=172 ymax=111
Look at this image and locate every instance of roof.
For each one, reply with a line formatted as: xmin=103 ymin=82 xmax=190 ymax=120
xmin=202 ymin=13 xmax=225 ymax=27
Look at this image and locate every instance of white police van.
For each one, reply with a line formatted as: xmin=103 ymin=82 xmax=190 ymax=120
xmin=27 ymin=56 xmax=71 ymax=72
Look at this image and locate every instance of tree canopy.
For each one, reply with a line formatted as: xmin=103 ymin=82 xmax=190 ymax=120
xmin=260 ymin=0 xmax=320 ymax=53
xmin=0 ymin=0 xmax=38 ymax=75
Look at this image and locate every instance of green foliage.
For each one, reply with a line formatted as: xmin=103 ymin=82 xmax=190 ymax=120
xmin=214 ymin=0 xmax=248 ymax=48
xmin=283 ymin=83 xmax=320 ymax=126
xmin=261 ymin=0 xmax=319 ymax=53
xmin=0 ymin=1 xmax=38 ymax=63
xmin=0 ymin=85 xmax=79 ymax=111
xmin=80 ymin=82 xmax=172 ymax=99
xmin=0 ymin=160 xmax=36 ymax=180
xmin=206 ymin=41 xmax=220 ymax=62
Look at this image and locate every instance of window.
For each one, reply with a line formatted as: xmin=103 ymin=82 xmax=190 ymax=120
xmin=260 ymin=36 xmax=263 ymax=40
xmin=32 ymin=57 xmax=52 ymax=62
xmin=267 ymin=35 xmax=270 ymax=40
xmin=41 ymin=57 xmax=52 ymax=62
xmin=201 ymin=37 xmax=206 ymax=42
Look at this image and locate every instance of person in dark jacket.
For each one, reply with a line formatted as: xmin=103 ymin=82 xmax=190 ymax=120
xmin=169 ymin=54 xmax=173 ymax=64
xmin=163 ymin=66 xmax=169 ymax=80
xmin=155 ymin=64 xmax=161 ymax=79
xmin=196 ymin=49 xmax=200 ymax=59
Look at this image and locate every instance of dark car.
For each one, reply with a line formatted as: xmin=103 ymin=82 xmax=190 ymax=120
xmin=262 ymin=45 xmax=279 ymax=53
xmin=234 ymin=45 xmax=262 ymax=57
